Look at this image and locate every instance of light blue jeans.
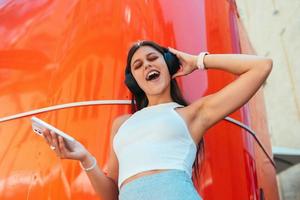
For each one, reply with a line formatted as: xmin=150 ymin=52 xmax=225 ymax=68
xmin=118 ymin=169 xmax=203 ymax=200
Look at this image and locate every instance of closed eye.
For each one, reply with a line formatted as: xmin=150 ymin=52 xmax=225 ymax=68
xmin=132 ymin=52 xmax=158 ymax=70
xmin=133 ymin=61 xmax=142 ymax=69
xmin=147 ymin=55 xmax=158 ymax=61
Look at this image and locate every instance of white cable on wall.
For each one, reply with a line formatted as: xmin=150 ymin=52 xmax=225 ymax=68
xmin=0 ymin=99 xmax=275 ymax=167
xmin=0 ymin=100 xmax=131 ymax=123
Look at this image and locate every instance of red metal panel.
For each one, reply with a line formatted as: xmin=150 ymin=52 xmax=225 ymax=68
xmin=199 ymin=0 xmax=258 ymax=199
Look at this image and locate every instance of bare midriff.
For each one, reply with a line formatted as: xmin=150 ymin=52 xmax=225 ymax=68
xmin=120 ymin=169 xmax=171 ymax=189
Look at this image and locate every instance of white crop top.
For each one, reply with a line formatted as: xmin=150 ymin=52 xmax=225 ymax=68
xmin=112 ymin=102 xmax=197 ymax=189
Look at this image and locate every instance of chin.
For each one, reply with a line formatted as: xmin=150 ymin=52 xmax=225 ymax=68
xmin=144 ymin=85 xmax=170 ymax=96
xmin=140 ymin=76 xmax=171 ymax=96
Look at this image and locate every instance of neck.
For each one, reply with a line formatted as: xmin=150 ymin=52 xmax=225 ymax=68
xmin=147 ymin=98 xmax=173 ymax=107
xmin=146 ymin=91 xmax=173 ymax=107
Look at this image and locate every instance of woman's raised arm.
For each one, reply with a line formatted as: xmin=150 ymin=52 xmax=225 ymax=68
xmin=194 ymin=54 xmax=272 ymax=129
xmin=169 ymin=48 xmax=273 ymax=141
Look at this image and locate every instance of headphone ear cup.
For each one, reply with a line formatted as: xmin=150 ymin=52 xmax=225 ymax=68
xmin=163 ymin=51 xmax=181 ymax=75
xmin=125 ymin=71 xmax=144 ymax=95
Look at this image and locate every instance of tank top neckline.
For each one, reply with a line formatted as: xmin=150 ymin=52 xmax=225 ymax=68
xmin=140 ymin=102 xmax=182 ymax=112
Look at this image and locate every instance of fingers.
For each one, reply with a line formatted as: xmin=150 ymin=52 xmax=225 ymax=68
xmin=43 ymin=130 xmax=59 ymax=152
xmin=58 ymin=136 xmax=70 ymax=159
xmin=168 ymin=47 xmax=179 ymax=55
xmin=168 ymin=47 xmax=185 ymax=60
xmin=50 ymin=131 xmax=62 ymax=155
xmin=43 ymin=130 xmax=62 ymax=156
xmin=42 ymin=129 xmax=52 ymax=146
xmin=42 ymin=130 xmax=77 ymax=160
xmin=172 ymin=66 xmax=185 ymax=79
xmin=172 ymin=72 xmax=184 ymax=79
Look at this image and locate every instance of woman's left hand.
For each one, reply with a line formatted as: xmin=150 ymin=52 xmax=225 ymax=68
xmin=168 ymin=47 xmax=198 ymax=78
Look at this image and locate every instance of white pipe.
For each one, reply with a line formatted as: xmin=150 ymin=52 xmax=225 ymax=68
xmin=0 ymin=100 xmax=131 ymax=122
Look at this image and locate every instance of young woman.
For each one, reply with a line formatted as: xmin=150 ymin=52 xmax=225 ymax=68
xmin=42 ymin=40 xmax=273 ymax=200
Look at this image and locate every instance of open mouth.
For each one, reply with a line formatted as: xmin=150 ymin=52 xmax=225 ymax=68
xmin=146 ymin=70 xmax=160 ymax=81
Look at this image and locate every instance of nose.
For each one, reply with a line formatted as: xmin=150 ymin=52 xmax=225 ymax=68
xmin=144 ymin=60 xmax=152 ymax=70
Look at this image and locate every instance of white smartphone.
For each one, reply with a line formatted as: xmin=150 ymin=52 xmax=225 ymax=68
xmin=31 ymin=116 xmax=75 ymax=142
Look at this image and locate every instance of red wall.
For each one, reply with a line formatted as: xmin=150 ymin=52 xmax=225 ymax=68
xmin=0 ymin=0 xmax=278 ymax=199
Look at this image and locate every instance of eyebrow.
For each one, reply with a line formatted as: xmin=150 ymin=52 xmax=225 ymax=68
xmin=132 ymin=52 xmax=157 ymax=66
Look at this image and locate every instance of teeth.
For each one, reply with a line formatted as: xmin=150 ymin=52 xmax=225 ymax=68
xmin=148 ymin=71 xmax=158 ymax=76
xmin=146 ymin=70 xmax=160 ymax=80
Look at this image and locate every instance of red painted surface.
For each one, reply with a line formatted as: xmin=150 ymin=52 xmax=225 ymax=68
xmin=200 ymin=1 xmax=257 ymax=199
xmin=0 ymin=0 xmax=279 ymax=199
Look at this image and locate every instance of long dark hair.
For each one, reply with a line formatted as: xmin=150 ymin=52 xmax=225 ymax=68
xmin=125 ymin=40 xmax=205 ymax=186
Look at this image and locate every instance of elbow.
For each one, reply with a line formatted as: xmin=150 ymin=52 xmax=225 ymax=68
xmin=262 ymin=58 xmax=273 ymax=75
xmin=266 ymin=58 xmax=273 ymax=71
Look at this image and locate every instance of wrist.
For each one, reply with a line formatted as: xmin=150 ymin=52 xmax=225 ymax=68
xmin=192 ymin=55 xmax=199 ymax=71
xmin=79 ymin=153 xmax=94 ymax=168
xmin=196 ymin=52 xmax=209 ymax=70
xmin=79 ymin=154 xmax=97 ymax=172
xmin=79 ymin=151 xmax=91 ymax=163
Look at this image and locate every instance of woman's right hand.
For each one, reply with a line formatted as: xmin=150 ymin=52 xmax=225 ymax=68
xmin=42 ymin=129 xmax=90 ymax=162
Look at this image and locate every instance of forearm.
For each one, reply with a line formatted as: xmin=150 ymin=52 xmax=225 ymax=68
xmin=81 ymin=154 xmax=119 ymax=200
xmin=202 ymin=54 xmax=272 ymax=75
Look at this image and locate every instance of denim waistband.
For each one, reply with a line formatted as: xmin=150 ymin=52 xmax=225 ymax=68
xmin=120 ymin=169 xmax=192 ymax=192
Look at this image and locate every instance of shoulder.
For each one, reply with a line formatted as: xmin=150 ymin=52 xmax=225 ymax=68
xmin=112 ymin=114 xmax=132 ymax=133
